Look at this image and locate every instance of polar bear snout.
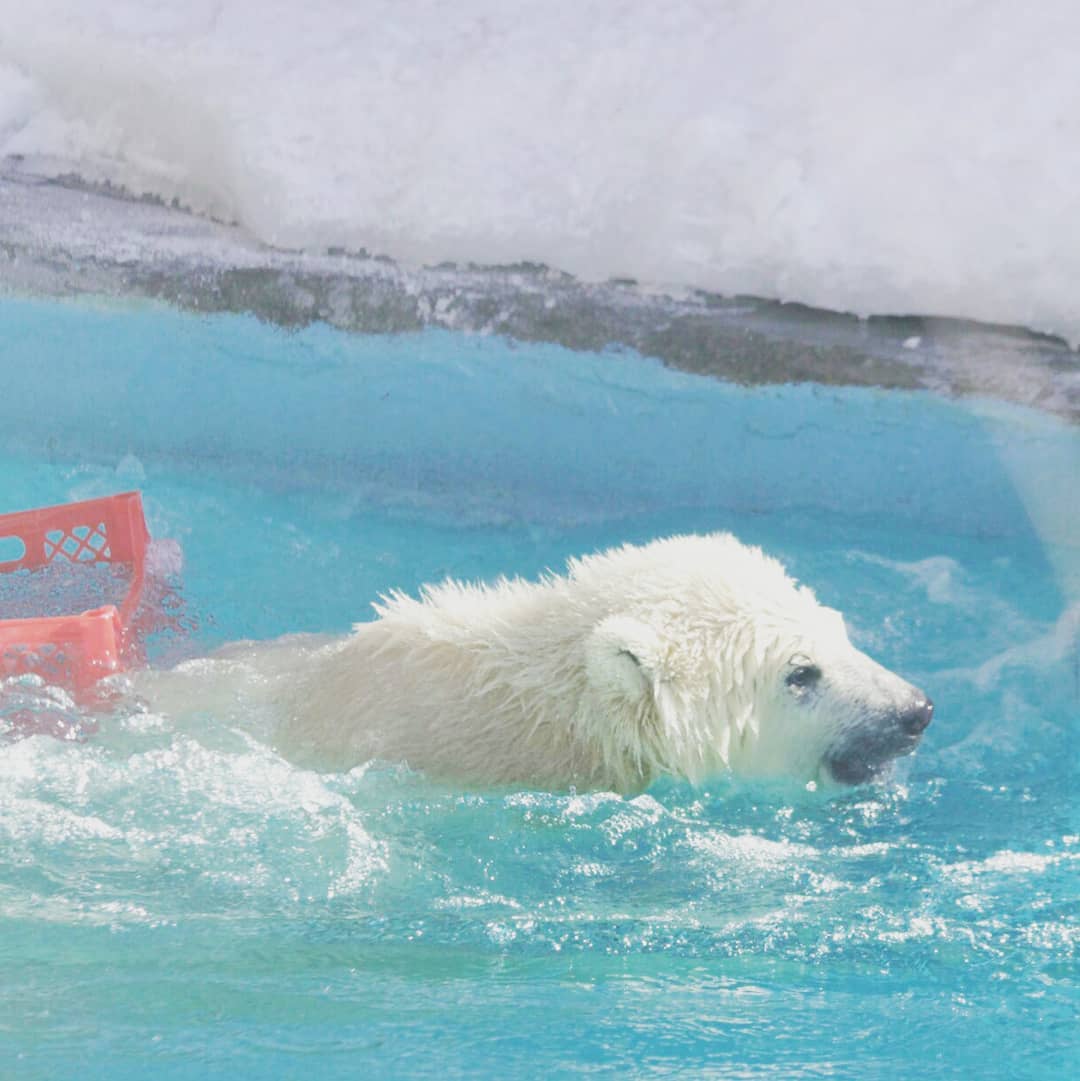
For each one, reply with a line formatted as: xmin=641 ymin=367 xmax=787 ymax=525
xmin=823 ymin=686 xmax=934 ymax=785
xmin=900 ymin=695 xmax=934 ymax=736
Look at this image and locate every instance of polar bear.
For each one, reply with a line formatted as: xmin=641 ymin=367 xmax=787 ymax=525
xmin=247 ymin=533 xmax=931 ymax=793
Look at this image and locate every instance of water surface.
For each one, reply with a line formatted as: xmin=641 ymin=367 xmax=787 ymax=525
xmin=0 ymin=299 xmax=1076 ymax=1079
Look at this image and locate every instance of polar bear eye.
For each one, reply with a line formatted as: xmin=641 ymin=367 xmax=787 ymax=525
xmin=785 ymin=664 xmax=822 ymax=692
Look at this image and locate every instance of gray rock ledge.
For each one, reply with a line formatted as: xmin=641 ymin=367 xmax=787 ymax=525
xmin=2 ymin=168 xmax=1076 ymax=423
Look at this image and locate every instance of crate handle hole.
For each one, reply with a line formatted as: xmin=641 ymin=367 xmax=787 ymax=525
xmin=0 ymin=535 xmax=27 ymax=565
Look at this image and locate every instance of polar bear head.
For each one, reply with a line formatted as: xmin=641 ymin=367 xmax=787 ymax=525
xmin=578 ymin=534 xmax=932 ymax=787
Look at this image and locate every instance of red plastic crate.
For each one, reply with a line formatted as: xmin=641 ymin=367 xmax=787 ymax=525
xmin=0 ymin=491 xmax=150 ymax=693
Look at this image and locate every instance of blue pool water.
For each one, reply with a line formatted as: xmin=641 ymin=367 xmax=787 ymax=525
xmin=0 ymin=297 xmax=1077 ymax=1079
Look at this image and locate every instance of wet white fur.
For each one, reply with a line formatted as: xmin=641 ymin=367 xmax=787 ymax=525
xmin=241 ymin=533 xmax=918 ymax=793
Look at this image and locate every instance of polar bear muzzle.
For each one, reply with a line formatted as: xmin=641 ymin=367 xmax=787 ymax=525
xmin=824 ymin=694 xmax=934 ymax=784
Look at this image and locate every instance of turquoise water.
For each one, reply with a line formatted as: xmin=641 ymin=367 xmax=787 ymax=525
xmin=0 ymin=298 xmax=1077 ymax=1079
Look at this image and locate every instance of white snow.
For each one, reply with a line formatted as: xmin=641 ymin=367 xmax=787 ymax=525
xmin=1 ymin=1 xmax=1079 ymax=341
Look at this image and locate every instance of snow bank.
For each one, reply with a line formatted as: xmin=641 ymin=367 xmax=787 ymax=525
xmin=1 ymin=1 xmax=1078 ymax=340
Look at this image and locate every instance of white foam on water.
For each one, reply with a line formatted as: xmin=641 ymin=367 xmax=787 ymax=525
xmin=2 ymin=1 xmax=1080 ymax=341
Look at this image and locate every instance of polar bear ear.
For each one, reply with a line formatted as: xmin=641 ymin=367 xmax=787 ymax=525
xmin=585 ymin=615 xmax=662 ymax=702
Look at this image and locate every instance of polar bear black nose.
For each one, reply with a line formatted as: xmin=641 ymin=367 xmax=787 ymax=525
xmin=901 ymin=697 xmax=934 ymax=735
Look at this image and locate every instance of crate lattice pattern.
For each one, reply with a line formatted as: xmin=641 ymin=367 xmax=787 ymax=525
xmin=44 ymin=522 xmax=112 ymax=564
xmin=1 ymin=642 xmax=72 ymax=683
